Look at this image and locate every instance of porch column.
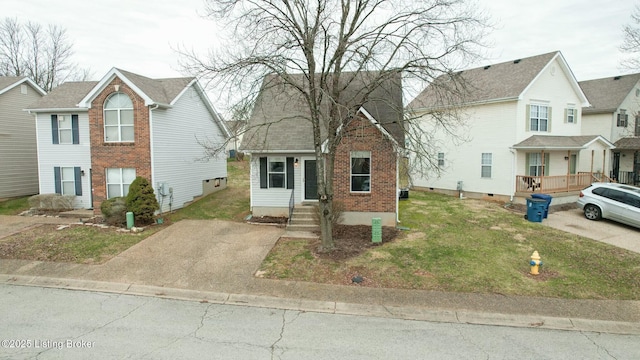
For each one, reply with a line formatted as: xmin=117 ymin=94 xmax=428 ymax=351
xmin=602 ymin=149 xmax=606 ymax=179
xmin=566 ymin=150 xmax=571 ymax=191
xmin=540 ymin=150 xmax=545 ymax=190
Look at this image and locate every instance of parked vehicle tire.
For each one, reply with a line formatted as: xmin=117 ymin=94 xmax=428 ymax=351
xmin=583 ymin=204 xmax=602 ymax=221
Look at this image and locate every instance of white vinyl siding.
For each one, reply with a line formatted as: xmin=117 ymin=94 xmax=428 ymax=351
xmin=35 ymin=112 xmax=92 ymax=208
xmin=151 ymin=85 xmax=228 ymax=213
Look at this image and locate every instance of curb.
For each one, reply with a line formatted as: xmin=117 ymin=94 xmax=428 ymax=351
xmin=2 ymin=274 xmax=639 ymax=335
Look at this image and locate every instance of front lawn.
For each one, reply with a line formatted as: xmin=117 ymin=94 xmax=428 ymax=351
xmin=0 ymin=196 xmax=30 ymax=215
xmin=259 ymin=191 xmax=640 ymax=300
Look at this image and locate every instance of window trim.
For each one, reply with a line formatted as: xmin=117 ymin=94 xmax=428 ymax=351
xmin=481 ymin=153 xmax=492 ymax=178
xmin=106 ymin=168 xmax=136 ymax=199
xmin=566 ymin=108 xmax=576 ymax=124
xmin=267 ymin=157 xmax=286 ymax=189
xmin=437 ymin=152 xmax=445 ymax=167
xmin=529 ymin=104 xmax=549 ymax=132
xmin=617 ymin=109 xmax=629 ymax=127
xmin=350 ymin=151 xmax=371 ymax=193
xmin=51 ymin=114 xmax=79 ymax=144
xmin=104 ymin=92 xmax=134 ymax=143
xmin=54 ymin=166 xmax=82 ymax=196
xmin=258 ymin=157 xmax=294 ymax=190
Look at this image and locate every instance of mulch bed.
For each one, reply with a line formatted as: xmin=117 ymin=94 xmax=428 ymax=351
xmin=247 ymin=216 xmax=288 ymax=225
xmin=312 ymin=225 xmax=399 ymax=261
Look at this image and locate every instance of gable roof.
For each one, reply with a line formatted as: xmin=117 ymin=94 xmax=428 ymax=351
xmin=78 ymin=68 xmax=195 ymax=108
xmin=579 ymin=73 xmax=640 ymax=114
xmin=614 ymin=137 xmax=640 ymax=150
xmin=0 ymin=76 xmax=46 ymax=96
xmin=512 ymin=135 xmax=615 ymax=150
xmin=407 ymin=51 xmax=588 ymax=111
xmin=240 ymin=71 xmax=404 ymax=152
xmin=26 ymin=81 xmax=98 ymax=111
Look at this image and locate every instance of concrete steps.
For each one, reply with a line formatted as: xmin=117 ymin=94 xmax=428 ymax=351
xmin=287 ymin=205 xmax=319 ymax=232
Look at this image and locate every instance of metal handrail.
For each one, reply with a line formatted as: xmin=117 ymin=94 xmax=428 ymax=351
xmin=288 ymin=188 xmax=295 ymax=225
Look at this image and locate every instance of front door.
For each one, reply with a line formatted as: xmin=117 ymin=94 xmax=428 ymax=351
xmin=304 ymin=160 xmax=318 ymax=200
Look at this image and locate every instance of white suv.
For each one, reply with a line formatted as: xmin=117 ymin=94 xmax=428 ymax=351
xmin=577 ymin=183 xmax=640 ymax=229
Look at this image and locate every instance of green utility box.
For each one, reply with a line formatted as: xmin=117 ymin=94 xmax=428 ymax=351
xmin=372 ymin=217 xmax=382 ymax=243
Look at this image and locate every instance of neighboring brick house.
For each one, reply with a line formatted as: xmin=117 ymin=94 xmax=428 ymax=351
xmin=240 ymin=72 xmax=403 ymax=226
xmin=0 ymin=77 xmax=46 ymax=198
xmin=26 ymin=68 xmax=230 ymax=213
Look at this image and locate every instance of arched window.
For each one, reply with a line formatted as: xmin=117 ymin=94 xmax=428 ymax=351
xmin=104 ymin=92 xmax=134 ymax=142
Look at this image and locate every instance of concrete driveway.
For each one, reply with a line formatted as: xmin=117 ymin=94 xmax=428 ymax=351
xmin=543 ymin=208 xmax=640 ymax=254
xmin=0 ymin=219 xmax=285 ymax=293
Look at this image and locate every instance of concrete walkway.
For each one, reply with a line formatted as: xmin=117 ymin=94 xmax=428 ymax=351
xmin=1 ymin=216 xmax=640 ymax=335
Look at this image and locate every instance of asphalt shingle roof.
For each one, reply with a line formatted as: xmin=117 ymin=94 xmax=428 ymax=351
xmin=614 ymin=137 xmax=640 ymax=150
xmin=579 ymin=73 xmax=640 ymax=114
xmin=240 ymin=71 xmax=404 ymax=152
xmin=26 ymin=69 xmax=195 ymax=110
xmin=407 ymin=52 xmax=559 ymax=110
xmin=0 ymin=76 xmax=25 ymax=91
xmin=512 ymin=135 xmax=602 ymax=149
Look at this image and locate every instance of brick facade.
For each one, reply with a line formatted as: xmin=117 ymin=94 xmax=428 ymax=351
xmin=333 ymin=115 xmax=397 ymax=213
xmin=89 ymin=77 xmax=152 ymax=213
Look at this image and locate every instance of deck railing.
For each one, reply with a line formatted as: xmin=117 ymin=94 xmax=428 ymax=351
xmin=516 ymin=173 xmax=614 ymax=194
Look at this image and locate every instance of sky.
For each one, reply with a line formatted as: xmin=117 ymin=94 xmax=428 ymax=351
xmin=3 ymin=0 xmax=639 ymax=111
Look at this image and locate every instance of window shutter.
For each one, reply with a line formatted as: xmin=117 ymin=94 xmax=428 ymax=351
xmin=286 ymin=157 xmax=294 ymax=189
xmin=547 ymin=107 xmax=552 ymax=132
xmin=525 ymin=105 xmax=530 ymax=132
xmin=259 ymin=157 xmax=268 ymax=189
xmin=54 ymin=167 xmax=62 ymax=194
xmin=625 ymin=114 xmax=629 ymax=127
xmin=564 ymin=108 xmax=568 ymax=123
xmin=71 ymin=114 xmax=79 ymax=144
xmin=51 ymin=115 xmax=59 ymax=144
xmin=74 ymin=167 xmax=82 ymax=196
xmin=544 ymin=154 xmax=550 ymax=176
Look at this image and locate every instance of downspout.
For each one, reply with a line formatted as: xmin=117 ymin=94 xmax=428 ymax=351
xmin=149 ymin=104 xmax=159 ymax=209
xmin=509 ymin=148 xmax=516 ymax=202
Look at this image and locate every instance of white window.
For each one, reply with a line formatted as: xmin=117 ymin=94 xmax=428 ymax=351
xmin=566 ymin=108 xmax=576 ymax=123
xmin=57 ymin=115 xmax=73 ymax=144
xmin=530 ymin=105 xmax=549 ymax=132
xmin=351 ymin=151 xmax=371 ymax=192
xmin=481 ymin=153 xmax=492 ymax=178
xmin=60 ymin=167 xmax=76 ymax=195
xmin=528 ymin=153 xmax=549 ymax=176
xmin=617 ymin=109 xmax=628 ymax=127
xmin=268 ymin=157 xmax=286 ymax=188
xmin=106 ymin=168 xmax=136 ymax=199
xmin=437 ymin=152 xmax=445 ymax=167
xmin=104 ymin=92 xmax=134 ymax=142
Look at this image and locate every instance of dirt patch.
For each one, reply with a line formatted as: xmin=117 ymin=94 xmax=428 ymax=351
xmin=311 ymin=225 xmax=399 ymax=261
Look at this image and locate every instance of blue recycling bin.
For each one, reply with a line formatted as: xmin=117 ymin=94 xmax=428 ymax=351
xmin=531 ymin=194 xmax=552 ymax=218
xmin=525 ymin=198 xmax=546 ymax=223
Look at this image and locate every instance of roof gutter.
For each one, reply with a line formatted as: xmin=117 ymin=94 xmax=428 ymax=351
xmin=25 ymin=107 xmax=89 ymax=113
xmin=408 ymin=96 xmax=519 ymax=114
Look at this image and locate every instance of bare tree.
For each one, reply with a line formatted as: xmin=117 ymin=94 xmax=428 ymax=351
xmin=180 ymin=0 xmax=488 ymax=250
xmin=0 ymin=18 xmax=89 ymax=91
xmin=621 ymin=5 xmax=640 ymax=71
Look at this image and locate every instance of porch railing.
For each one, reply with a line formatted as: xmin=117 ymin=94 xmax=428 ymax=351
xmin=611 ymin=171 xmax=636 ymax=185
xmin=516 ymin=173 xmax=614 ymax=194
xmin=288 ymin=188 xmax=295 ymax=225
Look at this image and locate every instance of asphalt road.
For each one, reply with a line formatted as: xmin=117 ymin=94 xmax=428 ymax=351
xmin=1 ymin=284 xmax=639 ymax=360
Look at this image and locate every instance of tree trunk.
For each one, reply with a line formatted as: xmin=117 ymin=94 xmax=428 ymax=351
xmin=318 ymin=151 xmax=335 ymax=251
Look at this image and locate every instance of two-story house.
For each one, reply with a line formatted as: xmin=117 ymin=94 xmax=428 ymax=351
xmin=26 ymin=68 xmax=230 ymax=213
xmin=580 ymin=73 xmax=640 ymax=186
xmin=0 ymin=77 xmax=46 ymax=198
xmin=407 ymin=51 xmax=614 ymax=204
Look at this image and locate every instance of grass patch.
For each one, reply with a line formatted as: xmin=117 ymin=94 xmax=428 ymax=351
xmin=0 ymin=196 xmax=30 ymax=215
xmin=167 ymin=160 xmax=250 ymax=222
xmin=259 ymin=191 xmax=640 ymax=300
xmin=0 ymin=224 xmax=164 ymax=264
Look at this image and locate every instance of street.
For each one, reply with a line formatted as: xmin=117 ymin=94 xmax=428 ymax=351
xmin=1 ymin=284 xmax=639 ymax=359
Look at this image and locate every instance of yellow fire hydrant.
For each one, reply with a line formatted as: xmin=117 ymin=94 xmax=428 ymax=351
xmin=529 ymin=251 xmax=542 ymax=275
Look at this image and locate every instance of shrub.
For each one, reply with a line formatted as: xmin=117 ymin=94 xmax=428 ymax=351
xmin=314 ymin=200 xmax=345 ymax=226
xmin=28 ymin=194 xmax=75 ymax=211
xmin=125 ymin=177 xmax=160 ymax=226
xmin=101 ymin=197 xmax=127 ymax=226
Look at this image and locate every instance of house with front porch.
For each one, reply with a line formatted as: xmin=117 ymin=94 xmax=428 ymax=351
xmin=26 ymin=68 xmax=230 ymax=212
xmin=580 ymin=73 xmax=640 ymax=185
xmin=239 ymin=71 xmax=404 ymax=226
xmin=407 ymin=51 xmax=614 ymax=204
